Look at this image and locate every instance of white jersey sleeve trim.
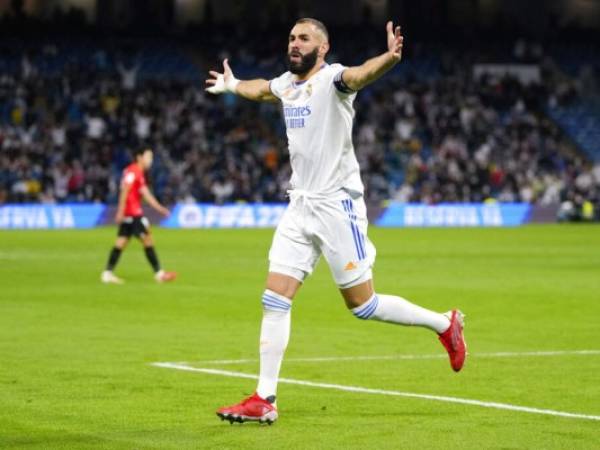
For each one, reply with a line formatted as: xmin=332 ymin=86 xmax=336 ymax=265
xmin=268 ymin=79 xmax=279 ymax=99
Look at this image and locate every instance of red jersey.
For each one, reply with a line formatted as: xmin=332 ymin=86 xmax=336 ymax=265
xmin=121 ymin=163 xmax=147 ymax=217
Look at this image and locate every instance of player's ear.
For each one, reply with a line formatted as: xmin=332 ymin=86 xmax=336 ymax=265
xmin=319 ymin=41 xmax=330 ymax=58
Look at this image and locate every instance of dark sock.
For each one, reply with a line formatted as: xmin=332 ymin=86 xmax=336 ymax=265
xmin=106 ymin=247 xmax=122 ymax=271
xmin=144 ymin=246 xmax=161 ymax=273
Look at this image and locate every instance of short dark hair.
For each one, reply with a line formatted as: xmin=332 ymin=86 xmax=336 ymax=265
xmin=134 ymin=147 xmax=151 ymax=157
xmin=295 ymin=18 xmax=329 ymax=41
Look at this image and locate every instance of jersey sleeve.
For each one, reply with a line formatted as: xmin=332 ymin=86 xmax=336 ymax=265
xmin=330 ymin=64 xmax=355 ymax=95
xmin=122 ymin=168 xmax=145 ymax=189
xmin=268 ymin=72 xmax=289 ymax=100
xmin=333 ymin=69 xmax=355 ymax=94
xmin=122 ymin=170 xmax=136 ymax=187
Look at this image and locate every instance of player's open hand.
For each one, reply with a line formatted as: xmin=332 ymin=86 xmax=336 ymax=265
xmin=115 ymin=211 xmax=124 ymax=224
xmin=205 ymin=58 xmax=239 ymax=94
xmin=386 ymin=21 xmax=403 ymax=62
xmin=159 ymin=206 xmax=170 ymax=217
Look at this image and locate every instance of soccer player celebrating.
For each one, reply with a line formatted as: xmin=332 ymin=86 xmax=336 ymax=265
xmin=206 ymin=19 xmax=466 ymax=424
xmin=101 ymin=147 xmax=177 ymax=284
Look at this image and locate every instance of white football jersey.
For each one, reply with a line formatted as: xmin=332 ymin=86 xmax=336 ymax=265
xmin=269 ymin=63 xmax=364 ymax=195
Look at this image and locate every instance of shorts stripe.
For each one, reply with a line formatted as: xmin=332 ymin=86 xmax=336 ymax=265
xmin=347 ymin=200 xmax=367 ymax=259
xmin=358 ymin=228 xmax=367 ymax=259
xmin=352 ymin=223 xmax=365 ymax=260
xmin=342 ymin=199 xmax=365 ymax=260
xmin=350 ymin=202 xmax=365 ymax=260
xmin=342 ymin=200 xmax=363 ymax=260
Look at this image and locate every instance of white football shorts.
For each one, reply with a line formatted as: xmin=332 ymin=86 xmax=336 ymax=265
xmin=268 ymin=189 xmax=376 ymax=288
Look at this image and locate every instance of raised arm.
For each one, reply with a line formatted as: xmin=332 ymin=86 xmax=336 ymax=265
xmin=341 ymin=21 xmax=404 ymax=92
xmin=205 ymin=58 xmax=278 ymax=102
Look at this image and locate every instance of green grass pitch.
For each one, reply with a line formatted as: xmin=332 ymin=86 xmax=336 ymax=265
xmin=1 ymin=225 xmax=599 ymax=449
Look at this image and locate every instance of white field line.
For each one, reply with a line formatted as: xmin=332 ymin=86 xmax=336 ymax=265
xmin=185 ymin=349 xmax=600 ymax=365
xmin=151 ymin=362 xmax=600 ymax=422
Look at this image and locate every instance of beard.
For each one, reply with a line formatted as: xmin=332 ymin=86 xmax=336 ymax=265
xmin=286 ymin=47 xmax=319 ymax=75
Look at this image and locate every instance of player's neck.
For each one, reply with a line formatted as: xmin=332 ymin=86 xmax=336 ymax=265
xmin=294 ymin=60 xmax=326 ymax=82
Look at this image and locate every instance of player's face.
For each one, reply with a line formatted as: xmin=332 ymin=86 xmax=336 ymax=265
xmin=141 ymin=150 xmax=153 ymax=170
xmin=287 ymin=23 xmax=327 ymax=75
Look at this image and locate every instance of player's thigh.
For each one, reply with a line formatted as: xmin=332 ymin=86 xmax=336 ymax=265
xmin=268 ymin=207 xmax=320 ymax=285
xmin=141 ymin=234 xmax=154 ymax=247
xmin=117 ymin=219 xmax=133 ymax=239
xmin=318 ymin=195 xmax=376 ymax=289
xmin=115 ymin=236 xmax=130 ymax=249
xmin=134 ymin=217 xmax=153 ymax=245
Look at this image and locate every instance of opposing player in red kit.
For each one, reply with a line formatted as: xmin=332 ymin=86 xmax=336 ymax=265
xmin=101 ymin=147 xmax=177 ymax=284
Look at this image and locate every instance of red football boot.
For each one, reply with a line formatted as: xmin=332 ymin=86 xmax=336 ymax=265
xmin=155 ymin=270 xmax=177 ymax=283
xmin=216 ymin=393 xmax=278 ymax=425
xmin=438 ymin=310 xmax=467 ymax=372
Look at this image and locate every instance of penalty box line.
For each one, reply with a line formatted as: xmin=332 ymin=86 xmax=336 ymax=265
xmin=184 ymin=349 xmax=600 ymax=366
xmin=151 ymin=362 xmax=600 ymax=422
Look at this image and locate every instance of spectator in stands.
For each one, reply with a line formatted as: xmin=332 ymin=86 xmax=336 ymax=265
xmin=0 ymin=32 xmax=597 ymax=223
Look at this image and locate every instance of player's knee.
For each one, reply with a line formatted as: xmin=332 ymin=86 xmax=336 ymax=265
xmin=266 ymin=271 xmax=302 ymax=300
xmin=340 ymin=277 xmax=374 ymax=310
xmin=115 ymin=237 xmax=129 ymax=249
xmin=345 ymin=295 xmax=370 ymax=310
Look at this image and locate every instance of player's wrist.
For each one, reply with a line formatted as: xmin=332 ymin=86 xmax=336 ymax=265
xmin=386 ymin=50 xmax=401 ymax=63
xmin=207 ymin=74 xmax=240 ymax=95
xmin=226 ymin=77 xmax=240 ymax=94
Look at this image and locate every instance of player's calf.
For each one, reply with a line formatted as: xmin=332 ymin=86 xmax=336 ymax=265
xmin=349 ymin=293 xmax=467 ymax=371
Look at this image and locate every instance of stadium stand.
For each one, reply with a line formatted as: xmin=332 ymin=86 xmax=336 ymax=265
xmin=0 ymin=27 xmax=598 ymax=218
xmin=548 ymin=100 xmax=600 ymax=162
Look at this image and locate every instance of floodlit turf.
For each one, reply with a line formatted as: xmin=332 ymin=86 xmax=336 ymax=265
xmin=1 ymin=225 xmax=599 ymax=449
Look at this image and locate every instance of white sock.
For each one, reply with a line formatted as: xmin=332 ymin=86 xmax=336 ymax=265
xmin=351 ymin=293 xmax=450 ymax=333
xmin=256 ymin=289 xmax=291 ymax=400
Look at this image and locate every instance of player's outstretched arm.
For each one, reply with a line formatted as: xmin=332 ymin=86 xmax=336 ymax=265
xmin=342 ymin=21 xmax=404 ymax=92
xmin=140 ymin=187 xmax=170 ymax=217
xmin=205 ymin=58 xmax=277 ymax=103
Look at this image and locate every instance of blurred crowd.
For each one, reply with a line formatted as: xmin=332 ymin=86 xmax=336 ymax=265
xmin=1 ymin=34 xmax=599 ymax=218
xmin=0 ymin=42 xmax=290 ymax=205
xmin=358 ymin=61 xmax=599 ymax=210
